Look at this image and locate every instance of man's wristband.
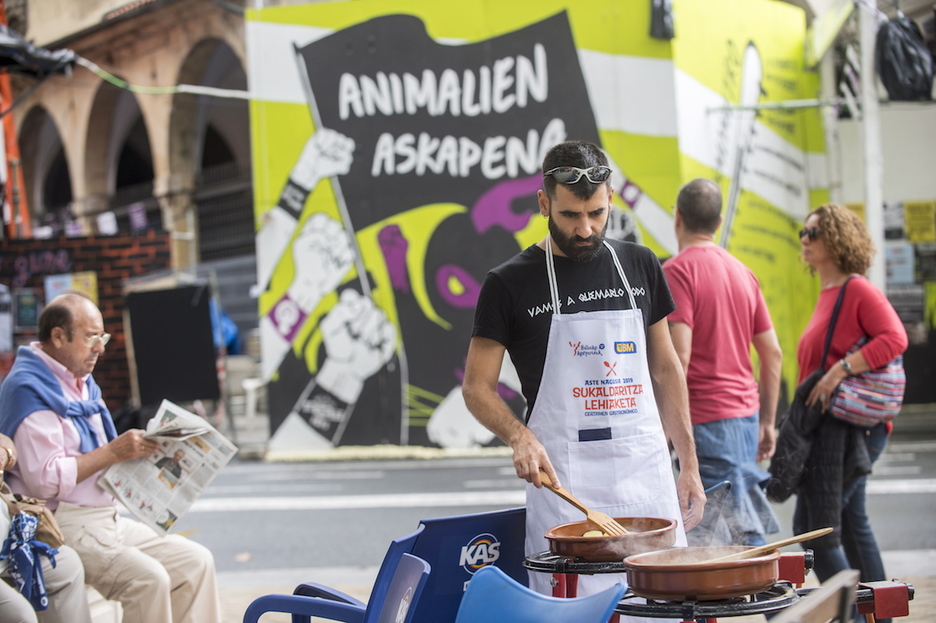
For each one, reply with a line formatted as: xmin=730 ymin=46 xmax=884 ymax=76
xmin=839 ymin=359 xmax=853 ymax=375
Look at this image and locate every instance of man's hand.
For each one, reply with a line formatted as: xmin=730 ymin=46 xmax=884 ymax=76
xmin=106 ymin=430 xmax=161 ymax=463
xmin=286 ymin=213 xmax=356 ymax=311
xmin=76 ymin=429 xmax=160 ymax=483
xmin=757 ymin=424 xmax=777 ymax=462
xmin=510 ymin=429 xmax=559 ymax=489
xmin=291 ymin=128 xmax=355 ymax=190
xmin=676 ymin=469 xmax=707 ymax=531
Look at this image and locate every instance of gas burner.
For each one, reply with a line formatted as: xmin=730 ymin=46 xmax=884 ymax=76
xmin=523 ymin=552 xmax=626 ymax=575
xmin=616 ymin=582 xmax=800 ymax=619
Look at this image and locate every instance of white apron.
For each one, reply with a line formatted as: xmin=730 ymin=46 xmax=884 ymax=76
xmin=525 ymin=238 xmax=686 ymax=610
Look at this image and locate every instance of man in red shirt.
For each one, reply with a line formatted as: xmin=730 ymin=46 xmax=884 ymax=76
xmin=663 ymin=178 xmax=783 ymax=546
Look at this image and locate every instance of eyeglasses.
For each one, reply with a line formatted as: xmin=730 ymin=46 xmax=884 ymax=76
xmin=799 ymin=227 xmax=822 ymax=241
xmin=84 ymin=333 xmax=111 ymax=347
xmin=544 ymin=166 xmax=612 ymax=185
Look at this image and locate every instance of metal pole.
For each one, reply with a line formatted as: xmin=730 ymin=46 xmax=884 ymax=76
xmin=858 ymin=2 xmax=886 ymax=290
xmin=820 ymin=53 xmax=843 ymax=205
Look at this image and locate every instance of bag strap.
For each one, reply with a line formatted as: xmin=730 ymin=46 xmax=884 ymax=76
xmin=820 ymin=276 xmax=856 ymax=371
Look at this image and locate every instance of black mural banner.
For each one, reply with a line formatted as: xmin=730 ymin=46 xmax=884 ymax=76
xmin=270 ymin=12 xmax=602 ymax=447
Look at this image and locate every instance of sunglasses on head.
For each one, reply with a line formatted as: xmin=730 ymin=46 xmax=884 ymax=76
xmin=799 ymin=227 xmax=821 ymax=241
xmin=543 ymin=166 xmax=612 ymax=185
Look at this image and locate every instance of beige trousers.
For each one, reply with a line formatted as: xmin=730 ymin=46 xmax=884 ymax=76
xmin=54 ymin=502 xmax=221 ymax=623
xmin=0 ymin=544 xmax=92 ymax=623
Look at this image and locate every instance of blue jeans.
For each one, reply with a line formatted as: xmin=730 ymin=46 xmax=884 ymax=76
xmin=793 ymin=422 xmax=890 ymax=623
xmin=693 ymin=414 xmax=779 ymax=546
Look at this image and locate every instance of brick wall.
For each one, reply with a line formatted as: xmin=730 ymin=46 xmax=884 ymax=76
xmin=0 ymin=231 xmax=172 ymax=411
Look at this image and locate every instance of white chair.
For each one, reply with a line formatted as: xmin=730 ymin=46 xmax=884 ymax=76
xmin=223 ymin=354 xmax=259 ymax=419
xmin=241 ymin=377 xmax=266 ymax=420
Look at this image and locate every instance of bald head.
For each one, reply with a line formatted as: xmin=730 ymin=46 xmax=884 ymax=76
xmin=38 ymin=292 xmax=96 ymax=343
xmin=37 ymin=292 xmax=105 ymax=378
xmin=676 ymin=179 xmax=722 ymax=234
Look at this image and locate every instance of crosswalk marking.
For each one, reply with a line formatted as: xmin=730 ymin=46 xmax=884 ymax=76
xmin=866 ymin=478 xmax=936 ymax=494
xmin=192 ymin=477 xmax=934 ymax=513
xmin=191 ymin=489 xmax=527 ymax=512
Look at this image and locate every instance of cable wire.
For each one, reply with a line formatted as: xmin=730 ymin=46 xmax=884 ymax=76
xmin=75 ymin=56 xmax=250 ymax=99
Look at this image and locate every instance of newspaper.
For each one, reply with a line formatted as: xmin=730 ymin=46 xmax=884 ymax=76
xmin=98 ymin=399 xmax=237 ymax=535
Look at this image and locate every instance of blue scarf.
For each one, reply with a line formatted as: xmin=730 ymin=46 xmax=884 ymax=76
xmin=0 ymin=346 xmax=117 ymax=453
xmin=0 ymin=512 xmax=57 ymax=611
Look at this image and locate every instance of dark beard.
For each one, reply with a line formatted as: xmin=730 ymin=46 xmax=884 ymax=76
xmin=548 ymin=217 xmax=607 ymax=262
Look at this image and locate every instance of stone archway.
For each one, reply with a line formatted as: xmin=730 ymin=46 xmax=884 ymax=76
xmin=83 ymin=84 xmax=154 ymax=233
xmin=170 ymin=38 xmax=253 ymax=263
xmin=177 ymin=39 xmax=250 ymax=176
xmin=170 ymin=37 xmax=255 ymax=333
xmin=17 ymin=105 xmax=73 ymax=235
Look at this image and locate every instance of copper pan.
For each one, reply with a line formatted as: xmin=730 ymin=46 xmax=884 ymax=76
xmin=623 ymin=546 xmax=780 ymax=601
xmin=545 ymin=516 xmax=677 ymax=562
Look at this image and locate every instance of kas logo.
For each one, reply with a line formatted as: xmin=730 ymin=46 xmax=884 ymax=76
xmin=459 ymin=533 xmax=501 ymax=574
xmin=614 ymin=341 xmax=637 ymax=354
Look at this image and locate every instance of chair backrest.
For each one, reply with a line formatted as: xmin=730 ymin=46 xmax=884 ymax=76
xmin=454 ymin=565 xmax=625 ymax=623
xmin=407 ymin=507 xmax=526 ymax=623
xmin=372 ymin=553 xmax=431 ymax=623
xmin=772 ymin=569 xmax=859 ymax=623
xmin=288 ymin=524 xmax=425 ymax=623
xmin=243 ymin=551 xmax=430 ymax=623
xmin=363 ymin=524 xmax=425 ymax=616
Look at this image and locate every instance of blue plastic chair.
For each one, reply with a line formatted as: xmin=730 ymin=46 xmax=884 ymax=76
xmin=407 ymin=507 xmax=526 ymax=623
xmin=264 ymin=508 xmax=526 ymax=623
xmin=243 ymin=527 xmax=428 ymax=623
xmin=291 ymin=525 xmax=424 ymax=615
xmin=454 ymin=565 xmax=625 ymax=623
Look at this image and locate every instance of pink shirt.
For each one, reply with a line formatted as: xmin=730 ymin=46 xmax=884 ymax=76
xmin=663 ymin=246 xmax=774 ymax=424
xmin=7 ymin=343 xmax=116 ymax=510
xmin=797 ymin=276 xmax=908 ymax=383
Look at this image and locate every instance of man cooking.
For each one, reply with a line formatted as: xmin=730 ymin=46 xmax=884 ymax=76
xmin=463 ymin=140 xmax=705 ymax=597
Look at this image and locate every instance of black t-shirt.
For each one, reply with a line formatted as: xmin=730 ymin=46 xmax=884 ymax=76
xmin=472 ymin=239 xmax=675 ymax=418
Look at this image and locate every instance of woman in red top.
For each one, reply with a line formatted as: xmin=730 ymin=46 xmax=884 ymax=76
xmin=794 ymin=204 xmax=907 ymax=614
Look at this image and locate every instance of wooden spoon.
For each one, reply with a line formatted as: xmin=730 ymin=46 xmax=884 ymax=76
xmin=538 ymin=469 xmax=629 ymax=535
xmin=706 ymin=527 xmax=834 ymax=563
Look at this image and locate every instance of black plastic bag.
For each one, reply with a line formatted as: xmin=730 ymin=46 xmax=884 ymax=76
xmin=875 ymin=15 xmax=933 ymax=101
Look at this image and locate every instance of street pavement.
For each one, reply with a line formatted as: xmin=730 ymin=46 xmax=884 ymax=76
xmin=212 ymin=408 xmax=936 ymax=623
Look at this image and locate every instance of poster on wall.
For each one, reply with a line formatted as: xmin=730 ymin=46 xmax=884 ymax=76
xmin=13 ymin=289 xmax=41 ymax=332
xmin=904 ymin=201 xmax=936 ymax=244
xmin=44 ymin=271 xmax=99 ymax=305
xmin=885 ymin=241 xmax=916 ymax=286
xmin=248 ymin=0 xmax=821 ymax=452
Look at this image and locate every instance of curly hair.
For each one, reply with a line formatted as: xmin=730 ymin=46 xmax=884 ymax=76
xmin=808 ymin=204 xmax=875 ymax=275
